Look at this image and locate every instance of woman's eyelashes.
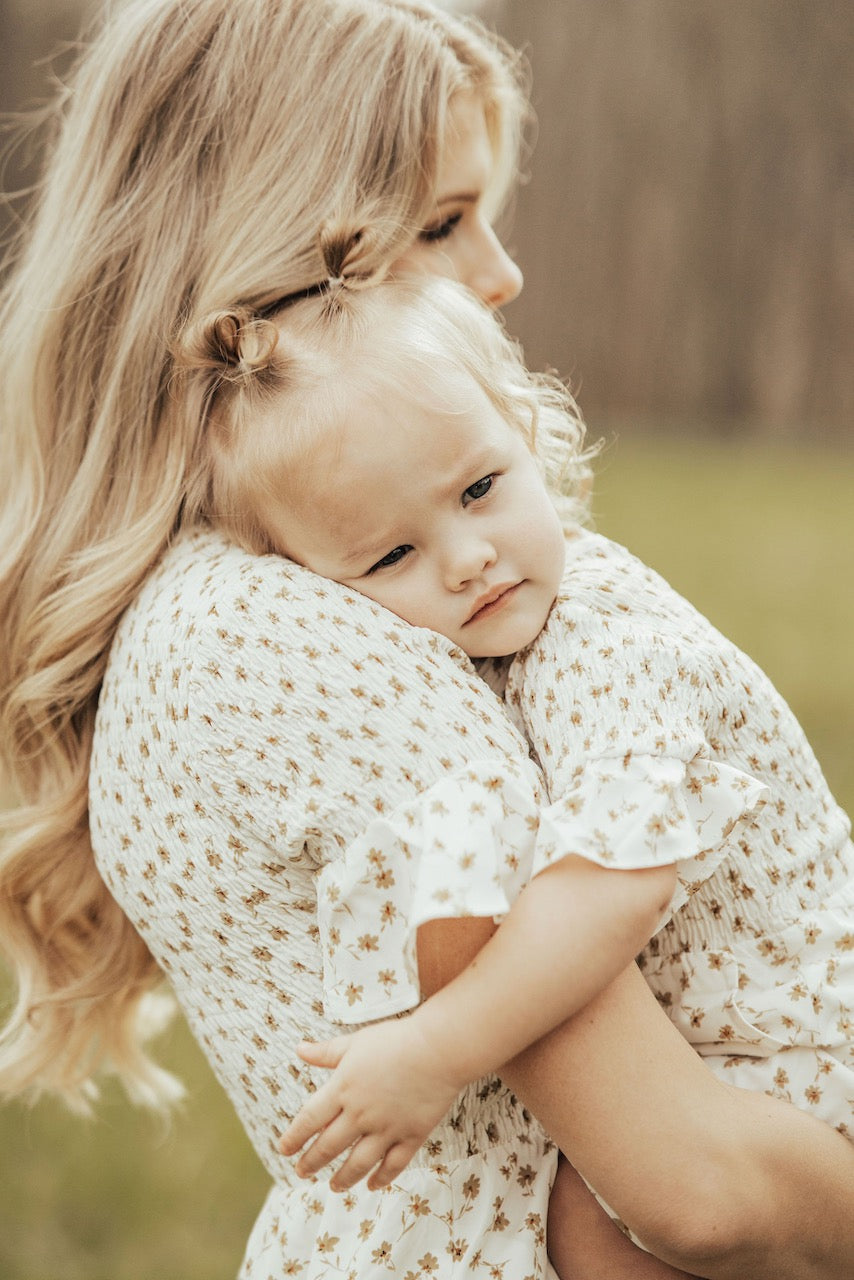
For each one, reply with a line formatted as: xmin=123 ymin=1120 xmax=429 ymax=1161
xmin=420 ymin=210 xmax=463 ymax=243
xmin=367 ymin=544 xmax=413 ymax=575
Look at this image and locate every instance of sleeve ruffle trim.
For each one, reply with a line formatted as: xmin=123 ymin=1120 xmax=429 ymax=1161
xmin=317 ymin=754 xmax=766 ymax=1024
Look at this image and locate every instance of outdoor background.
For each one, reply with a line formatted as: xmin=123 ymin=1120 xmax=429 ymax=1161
xmin=1 ymin=1 xmax=852 ymax=1277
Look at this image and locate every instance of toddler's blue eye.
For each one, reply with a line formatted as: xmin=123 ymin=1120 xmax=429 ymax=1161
xmin=464 ymin=476 xmax=493 ymax=502
xmin=368 ymin=545 xmax=412 ymax=574
xmin=420 ymin=212 xmax=463 ymax=243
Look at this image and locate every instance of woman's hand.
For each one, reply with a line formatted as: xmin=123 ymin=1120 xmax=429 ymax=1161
xmin=279 ymin=1016 xmax=465 ymax=1191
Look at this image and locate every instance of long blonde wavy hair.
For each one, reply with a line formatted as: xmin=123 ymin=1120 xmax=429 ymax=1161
xmin=0 ymin=0 xmax=528 ymax=1111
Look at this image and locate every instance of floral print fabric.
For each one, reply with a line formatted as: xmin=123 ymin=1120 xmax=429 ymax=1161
xmin=89 ymin=527 xmax=560 ymax=1280
xmin=89 ymin=523 xmax=854 ymax=1280
xmin=506 ymin=530 xmax=854 ymax=1139
xmin=319 ymin=754 xmax=766 ymax=1024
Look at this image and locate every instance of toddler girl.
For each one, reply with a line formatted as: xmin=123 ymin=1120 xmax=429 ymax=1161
xmin=186 ymin=234 xmax=854 ymax=1209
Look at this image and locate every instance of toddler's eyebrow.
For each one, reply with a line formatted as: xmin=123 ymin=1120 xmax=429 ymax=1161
xmin=337 ymin=534 xmax=394 ymax=569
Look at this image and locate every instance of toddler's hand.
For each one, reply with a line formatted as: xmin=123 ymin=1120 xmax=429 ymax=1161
xmin=279 ymin=1016 xmax=464 ymax=1192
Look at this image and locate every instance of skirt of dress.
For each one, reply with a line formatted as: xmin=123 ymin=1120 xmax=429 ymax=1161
xmin=238 ymin=1128 xmax=558 ymax=1280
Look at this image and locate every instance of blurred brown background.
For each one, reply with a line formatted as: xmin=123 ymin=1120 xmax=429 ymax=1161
xmin=2 ymin=0 xmax=852 ymax=439
xmin=502 ymin=0 xmax=853 ymax=437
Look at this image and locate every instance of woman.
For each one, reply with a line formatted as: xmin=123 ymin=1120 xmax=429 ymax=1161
xmin=1 ymin=2 xmax=852 ymax=1277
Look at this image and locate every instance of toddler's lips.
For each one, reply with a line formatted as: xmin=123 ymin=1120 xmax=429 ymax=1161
xmin=464 ymin=582 xmax=521 ymax=626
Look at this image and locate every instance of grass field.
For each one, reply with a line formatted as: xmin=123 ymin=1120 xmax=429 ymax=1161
xmin=2 ymin=433 xmax=852 ymax=1280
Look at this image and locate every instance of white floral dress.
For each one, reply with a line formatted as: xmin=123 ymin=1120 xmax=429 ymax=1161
xmin=322 ymin=530 xmax=854 ymax=1142
xmin=90 ymin=525 xmax=854 ymax=1278
xmin=505 ymin=531 xmax=853 ymax=1133
xmin=89 ymin=527 xmax=558 ymax=1280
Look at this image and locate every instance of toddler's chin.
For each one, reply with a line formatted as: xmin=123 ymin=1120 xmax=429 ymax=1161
xmin=466 ymin=622 xmax=546 ymax=662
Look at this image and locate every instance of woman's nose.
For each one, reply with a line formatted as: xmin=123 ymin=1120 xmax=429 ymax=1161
xmin=469 ymin=223 xmax=523 ymax=309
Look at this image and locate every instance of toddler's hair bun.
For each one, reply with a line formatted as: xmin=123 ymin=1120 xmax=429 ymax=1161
xmin=317 ymin=221 xmax=390 ymax=298
xmin=174 ymin=307 xmax=280 ymax=386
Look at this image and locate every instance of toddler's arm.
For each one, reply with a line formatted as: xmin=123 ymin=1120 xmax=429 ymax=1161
xmin=281 ymin=854 xmax=675 ymax=1189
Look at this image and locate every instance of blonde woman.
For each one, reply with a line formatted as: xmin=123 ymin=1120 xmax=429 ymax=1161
xmin=0 ymin=2 xmax=852 ymax=1278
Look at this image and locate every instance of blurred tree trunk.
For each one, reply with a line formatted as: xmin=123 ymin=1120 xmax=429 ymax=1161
xmin=500 ymin=0 xmax=854 ymax=435
xmin=0 ymin=0 xmax=91 ymax=247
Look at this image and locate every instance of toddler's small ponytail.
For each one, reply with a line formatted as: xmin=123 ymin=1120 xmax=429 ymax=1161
xmin=315 ymin=220 xmax=391 ymax=312
xmin=173 ymin=308 xmax=282 ymax=388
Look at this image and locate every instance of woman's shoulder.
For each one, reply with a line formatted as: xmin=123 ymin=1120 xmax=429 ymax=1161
xmin=115 ymin=524 xmax=431 ymax=667
xmin=127 ymin=525 xmax=354 ymax=635
xmin=558 ymin=528 xmax=695 ymax=625
xmin=105 ymin=524 xmax=498 ymax=729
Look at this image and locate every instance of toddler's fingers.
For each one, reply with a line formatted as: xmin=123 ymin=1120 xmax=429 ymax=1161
xmin=280 ymin=1090 xmax=343 ymax=1155
xmin=294 ymin=1112 xmax=364 ymax=1177
xmin=329 ymin=1135 xmax=389 ymax=1193
xmin=366 ymin=1140 xmax=419 ymax=1191
xmin=296 ymin=1037 xmax=349 ymax=1069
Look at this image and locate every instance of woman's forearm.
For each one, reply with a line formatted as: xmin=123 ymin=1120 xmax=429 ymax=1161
xmin=502 ymin=966 xmax=854 ymax=1280
xmin=548 ymin=1157 xmax=700 ymax=1280
xmin=413 ymin=856 xmax=674 ymax=1086
xmin=417 ymin=924 xmax=854 ymax=1280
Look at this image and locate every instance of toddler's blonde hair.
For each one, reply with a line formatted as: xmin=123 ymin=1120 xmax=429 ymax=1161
xmin=176 ymin=252 xmax=592 ymax=559
xmin=0 ymin=0 xmax=528 ymax=1111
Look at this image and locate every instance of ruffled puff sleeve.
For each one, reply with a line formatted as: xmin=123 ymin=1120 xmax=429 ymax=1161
xmin=536 ymin=752 xmax=767 ymax=917
xmin=317 ymin=751 xmax=767 ymax=1026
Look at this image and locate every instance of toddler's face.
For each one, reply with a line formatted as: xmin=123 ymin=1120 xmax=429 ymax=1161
xmin=266 ymin=370 xmax=565 ymax=658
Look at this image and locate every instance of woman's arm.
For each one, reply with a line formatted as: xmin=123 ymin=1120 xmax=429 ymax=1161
xmin=419 ymin=918 xmax=854 ymax=1280
xmin=548 ymin=1158 xmax=701 ymax=1280
xmin=281 ymin=856 xmax=675 ymax=1186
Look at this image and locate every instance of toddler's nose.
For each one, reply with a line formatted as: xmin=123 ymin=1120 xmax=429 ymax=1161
xmin=444 ymin=536 xmax=497 ymax=590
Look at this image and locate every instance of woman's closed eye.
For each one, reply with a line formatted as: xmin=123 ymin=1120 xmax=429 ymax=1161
xmin=367 ymin=545 xmax=413 ymax=574
xmin=420 ymin=211 xmax=463 ymax=243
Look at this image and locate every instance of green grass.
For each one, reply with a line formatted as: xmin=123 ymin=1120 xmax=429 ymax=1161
xmin=0 ymin=1019 xmax=269 ymax=1280
xmin=1 ymin=434 xmax=852 ymax=1279
xmin=592 ymin=432 xmax=854 ymax=814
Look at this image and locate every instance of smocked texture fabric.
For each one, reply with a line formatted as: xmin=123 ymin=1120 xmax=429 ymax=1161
xmin=89 ymin=527 xmax=557 ymax=1280
xmin=505 ymin=532 xmax=854 ymax=1135
xmin=89 ymin=525 xmax=853 ymax=1277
